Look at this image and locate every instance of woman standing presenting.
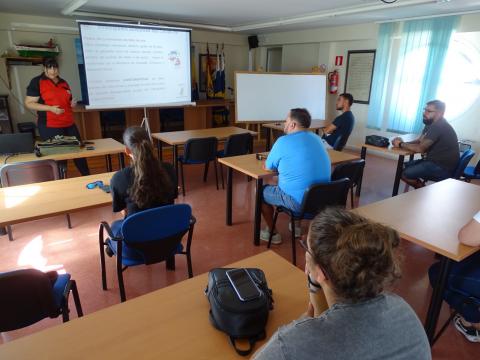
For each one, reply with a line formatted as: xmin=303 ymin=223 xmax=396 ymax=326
xmin=24 ymin=58 xmax=89 ymax=176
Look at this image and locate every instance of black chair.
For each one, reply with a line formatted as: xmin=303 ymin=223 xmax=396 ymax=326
xmin=99 ymin=204 xmax=196 ymax=302
xmin=217 ymin=133 xmax=253 ymax=189
xmin=267 ymin=178 xmax=351 ymax=265
xmin=0 ymin=269 xmax=83 ymax=331
xmin=0 ymin=160 xmax=72 ymax=241
xmin=331 ymin=159 xmax=366 ymax=208
xmin=178 ymin=137 xmax=219 ymax=196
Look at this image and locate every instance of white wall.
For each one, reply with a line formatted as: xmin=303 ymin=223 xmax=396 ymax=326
xmin=0 ymin=12 xmax=249 ymax=130
xmin=256 ymin=13 xmax=480 ymax=165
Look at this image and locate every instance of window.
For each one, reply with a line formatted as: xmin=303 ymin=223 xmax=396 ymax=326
xmin=436 ymin=33 xmax=480 ymax=120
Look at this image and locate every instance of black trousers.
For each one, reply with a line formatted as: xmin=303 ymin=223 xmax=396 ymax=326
xmin=38 ymin=122 xmax=90 ymax=176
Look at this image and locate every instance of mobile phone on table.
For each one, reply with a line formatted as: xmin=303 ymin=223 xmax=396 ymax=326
xmin=226 ymin=268 xmax=261 ymax=302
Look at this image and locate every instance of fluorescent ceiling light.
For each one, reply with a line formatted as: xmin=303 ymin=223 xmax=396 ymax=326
xmin=62 ymin=0 xmax=89 ymax=16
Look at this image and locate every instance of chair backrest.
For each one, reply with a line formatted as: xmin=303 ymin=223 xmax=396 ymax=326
xmin=121 ymin=204 xmax=192 ymax=265
xmin=331 ymin=159 xmax=366 ymax=186
xmin=300 ymin=178 xmax=351 ymax=217
xmin=223 ymin=133 xmax=253 ymax=157
xmin=452 ymin=149 xmax=475 ymax=179
xmin=183 ymin=137 xmax=218 ymax=162
xmin=0 ymin=269 xmax=58 ymax=331
xmin=0 ymin=160 xmax=59 ymax=187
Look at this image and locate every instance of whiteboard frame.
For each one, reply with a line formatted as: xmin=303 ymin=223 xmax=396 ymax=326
xmin=234 ymin=71 xmax=327 ymax=123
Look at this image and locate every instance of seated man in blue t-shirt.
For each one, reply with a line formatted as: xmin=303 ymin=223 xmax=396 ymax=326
xmin=261 ymin=108 xmax=331 ymax=244
xmin=322 ymin=93 xmax=355 ymax=150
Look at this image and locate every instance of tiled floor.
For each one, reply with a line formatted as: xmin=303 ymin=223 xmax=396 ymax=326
xmin=0 ymin=147 xmax=478 ymax=359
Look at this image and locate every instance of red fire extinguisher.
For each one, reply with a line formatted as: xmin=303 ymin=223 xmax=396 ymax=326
xmin=328 ymin=70 xmax=339 ymax=94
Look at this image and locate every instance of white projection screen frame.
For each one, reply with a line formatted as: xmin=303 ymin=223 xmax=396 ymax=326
xmin=235 ymin=72 xmax=326 ymax=123
xmin=78 ymin=21 xmax=193 ymax=110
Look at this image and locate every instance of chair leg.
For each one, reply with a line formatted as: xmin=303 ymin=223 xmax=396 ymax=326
xmin=70 ymin=280 xmax=84 ymax=317
xmin=291 ymin=217 xmax=297 ymax=266
xmin=117 ymin=260 xmax=126 ymax=302
xmin=267 ymin=210 xmax=280 ymax=249
xmin=214 ymin=160 xmax=219 ymax=190
xmin=203 ymin=162 xmax=210 ymax=182
xmin=180 ymin=162 xmax=186 ymax=197
xmin=99 ymin=233 xmax=108 ymax=290
xmin=166 ymin=256 xmax=176 ymax=271
xmin=61 ymin=304 xmax=70 ymax=322
xmin=350 ymin=187 xmax=355 ymax=208
xmin=7 ymin=225 xmax=13 ymax=241
xmin=66 ymin=214 xmax=72 ymax=229
xmin=220 ymin=162 xmax=225 ymax=190
xmin=186 ymin=253 xmax=193 ymax=278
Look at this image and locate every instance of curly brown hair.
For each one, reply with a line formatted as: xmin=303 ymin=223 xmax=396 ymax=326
xmin=123 ymin=126 xmax=174 ymax=209
xmin=308 ymin=208 xmax=401 ymax=303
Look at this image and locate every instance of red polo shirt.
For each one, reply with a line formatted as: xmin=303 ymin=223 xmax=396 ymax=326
xmin=26 ymin=74 xmax=74 ymax=128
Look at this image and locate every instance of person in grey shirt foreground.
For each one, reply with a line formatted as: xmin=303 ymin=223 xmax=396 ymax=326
xmin=252 ymin=208 xmax=431 ymax=360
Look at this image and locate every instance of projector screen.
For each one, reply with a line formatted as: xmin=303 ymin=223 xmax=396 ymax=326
xmin=78 ymin=21 xmax=192 ymax=109
xmin=235 ymin=72 xmax=326 ymax=122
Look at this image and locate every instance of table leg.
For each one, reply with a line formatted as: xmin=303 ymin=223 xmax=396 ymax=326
xmin=392 ymin=155 xmax=405 ymax=197
xmin=425 ymin=255 xmax=452 ymax=345
xmin=106 ymin=155 xmax=112 ymax=172
xmin=266 ymin=128 xmax=271 ymax=151
xmin=173 ymin=145 xmax=178 ymax=180
xmin=356 ymin=146 xmax=367 ymax=196
xmin=226 ymin=167 xmax=233 ymax=226
xmin=254 ymin=178 xmax=263 ymax=246
xmin=119 ymin=153 xmax=125 ymax=169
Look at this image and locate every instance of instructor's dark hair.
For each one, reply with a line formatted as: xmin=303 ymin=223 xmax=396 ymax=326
xmin=289 ymin=108 xmax=311 ymax=128
xmin=123 ymin=127 xmax=174 ymax=209
xmin=308 ymin=208 xmax=401 ymax=303
xmin=43 ymin=58 xmax=58 ymax=69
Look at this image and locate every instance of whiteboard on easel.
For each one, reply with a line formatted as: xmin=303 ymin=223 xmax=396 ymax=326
xmin=235 ymin=72 xmax=326 ymax=123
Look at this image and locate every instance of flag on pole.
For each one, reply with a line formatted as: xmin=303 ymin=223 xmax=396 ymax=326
xmin=213 ymin=43 xmax=226 ymax=99
xmin=206 ymin=43 xmax=215 ymax=99
xmin=191 ymin=46 xmax=199 ymax=101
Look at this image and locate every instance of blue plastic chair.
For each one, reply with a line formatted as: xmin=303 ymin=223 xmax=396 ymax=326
xmin=452 ymin=149 xmax=476 ymax=180
xmin=99 ymin=204 xmax=196 ymax=302
xmin=463 ymin=159 xmax=480 ymax=182
xmin=178 ymin=137 xmax=219 ymax=196
xmin=0 ymin=269 xmax=83 ymax=331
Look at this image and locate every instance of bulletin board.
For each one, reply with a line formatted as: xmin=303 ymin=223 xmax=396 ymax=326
xmin=344 ymin=50 xmax=376 ymax=104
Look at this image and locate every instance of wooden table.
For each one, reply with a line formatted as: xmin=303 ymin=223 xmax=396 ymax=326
xmin=0 ymin=172 xmax=114 ymax=227
xmin=262 ymin=120 xmax=330 ymax=151
xmin=0 ymin=251 xmax=325 ymax=360
xmin=355 ymin=179 xmax=480 ymax=345
xmin=152 ymin=126 xmax=257 ymax=172
xmin=358 ymin=134 xmax=418 ymax=197
xmin=73 ymin=99 xmax=236 ymax=139
xmin=0 ymin=138 xmax=126 ymax=173
xmin=218 ymin=150 xmax=360 ymax=246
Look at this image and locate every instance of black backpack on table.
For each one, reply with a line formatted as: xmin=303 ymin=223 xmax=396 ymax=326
xmin=205 ymin=268 xmax=274 ymax=356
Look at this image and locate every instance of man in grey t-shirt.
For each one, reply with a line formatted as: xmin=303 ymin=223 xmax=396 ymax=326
xmin=392 ymin=100 xmax=459 ymax=189
xmin=252 ymin=208 xmax=431 ymax=360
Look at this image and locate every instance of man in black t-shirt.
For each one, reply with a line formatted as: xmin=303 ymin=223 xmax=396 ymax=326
xmin=322 ymin=93 xmax=355 ymax=151
xmin=392 ymin=100 xmax=459 ymax=189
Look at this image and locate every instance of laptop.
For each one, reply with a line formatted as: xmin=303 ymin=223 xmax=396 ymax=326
xmin=0 ymin=133 xmax=35 ymax=155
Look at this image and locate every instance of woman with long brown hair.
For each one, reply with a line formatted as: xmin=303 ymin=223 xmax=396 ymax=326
xmin=110 ymin=126 xmax=176 ymax=235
